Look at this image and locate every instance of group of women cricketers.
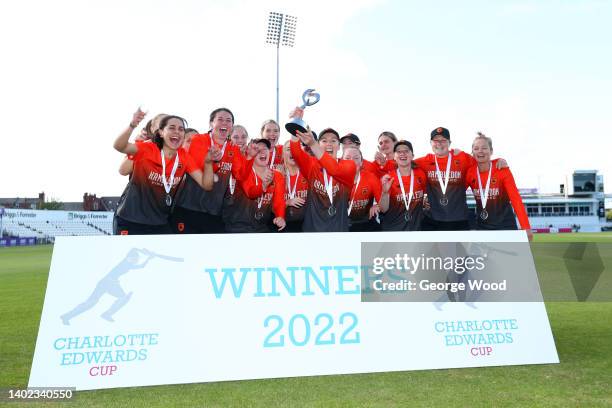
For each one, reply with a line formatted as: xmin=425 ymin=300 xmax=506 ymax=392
xmin=112 ymin=106 xmax=532 ymax=240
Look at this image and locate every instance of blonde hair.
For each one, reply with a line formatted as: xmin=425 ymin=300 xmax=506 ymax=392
xmin=231 ymin=124 xmax=249 ymax=137
xmin=260 ymin=119 xmax=280 ymax=135
xmin=473 ymin=131 xmax=493 ymax=151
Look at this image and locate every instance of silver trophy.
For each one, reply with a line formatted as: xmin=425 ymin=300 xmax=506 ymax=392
xmin=285 ymin=89 xmax=320 ymax=136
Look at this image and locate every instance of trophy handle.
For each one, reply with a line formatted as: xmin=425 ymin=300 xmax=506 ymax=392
xmin=300 ymin=89 xmax=320 ymax=109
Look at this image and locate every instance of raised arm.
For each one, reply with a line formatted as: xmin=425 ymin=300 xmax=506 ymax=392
xmin=113 ymin=108 xmax=146 ymax=155
xmin=379 ymin=174 xmax=393 ymax=213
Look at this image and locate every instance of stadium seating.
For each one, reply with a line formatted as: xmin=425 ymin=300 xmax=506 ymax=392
xmin=1 ymin=211 xmax=113 ymax=242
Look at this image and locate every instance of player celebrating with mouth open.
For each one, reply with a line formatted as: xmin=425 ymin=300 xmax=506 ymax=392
xmin=282 ymin=141 xmax=309 ymax=232
xmin=171 ymin=107 xmax=253 ymax=234
xmin=379 ymin=140 xmax=427 ymax=231
xmin=342 ymin=146 xmax=383 ymax=232
xmin=466 ymin=132 xmax=532 ymax=240
xmin=224 ymin=139 xmax=286 ymax=233
xmin=261 ymin=119 xmax=285 ymax=173
xmin=289 ymin=108 xmax=356 ymax=232
xmin=113 ymin=109 xmax=214 ymax=235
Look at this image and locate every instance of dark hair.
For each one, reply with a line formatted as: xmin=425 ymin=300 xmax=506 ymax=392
xmin=379 ymin=131 xmax=397 ymax=143
xmin=319 ymin=128 xmax=340 ymax=140
xmin=252 ymin=138 xmax=271 ymax=150
xmin=394 ymin=140 xmax=417 ymax=168
xmin=209 ymin=107 xmax=234 ymax=124
xmin=393 ymin=140 xmax=413 ymax=153
xmin=153 ymin=115 xmax=188 ymax=150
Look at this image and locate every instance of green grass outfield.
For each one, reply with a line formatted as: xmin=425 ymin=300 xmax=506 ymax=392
xmin=1 ymin=234 xmax=611 ymax=407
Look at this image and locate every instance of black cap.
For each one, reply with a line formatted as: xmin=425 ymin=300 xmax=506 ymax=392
xmin=340 ymin=133 xmax=361 ymax=146
xmin=253 ymin=138 xmax=271 ymax=149
xmin=319 ymin=128 xmax=340 ymax=140
xmin=393 ymin=140 xmax=413 ymax=153
xmin=430 ymin=127 xmax=450 ymax=140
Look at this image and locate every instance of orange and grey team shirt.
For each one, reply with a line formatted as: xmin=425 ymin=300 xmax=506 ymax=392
xmin=267 ymin=144 xmax=285 ymax=173
xmin=465 ymin=166 xmax=531 ymax=231
xmin=224 ymin=169 xmax=286 ymax=233
xmin=380 ymin=168 xmax=427 ymax=231
xmin=116 ymin=142 xmax=198 ymax=225
xmin=362 ymin=159 xmax=397 ymax=179
xmin=348 ymin=169 xmax=382 ymax=225
xmin=413 ymin=152 xmax=478 ymax=222
xmin=283 ymin=170 xmax=309 ymax=222
xmin=176 ymin=133 xmax=253 ymax=216
xmin=290 ymin=140 xmax=357 ymax=232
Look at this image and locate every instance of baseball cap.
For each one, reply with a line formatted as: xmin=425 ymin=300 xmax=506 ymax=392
xmin=394 ymin=140 xmax=414 ymax=153
xmin=319 ymin=128 xmax=340 ymax=140
xmin=253 ymin=138 xmax=271 ymax=149
xmin=339 ymin=133 xmax=361 ymax=145
xmin=430 ymin=127 xmax=451 ymax=140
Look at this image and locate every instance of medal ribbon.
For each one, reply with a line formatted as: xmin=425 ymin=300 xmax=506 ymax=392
xmin=269 ymin=146 xmax=276 ymax=169
xmin=253 ymin=168 xmax=264 ymax=209
xmin=286 ymin=170 xmax=300 ymax=199
xmin=477 ymin=163 xmax=492 ymax=212
xmin=434 ymin=153 xmax=452 ymax=197
xmin=347 ymin=172 xmax=361 ymax=216
xmin=397 ymin=168 xmax=414 ymax=214
xmin=161 ymin=150 xmax=180 ymax=196
xmin=322 ymin=168 xmax=334 ymax=207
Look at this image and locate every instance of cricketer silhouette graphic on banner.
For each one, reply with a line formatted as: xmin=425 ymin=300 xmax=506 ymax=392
xmin=60 ymin=248 xmax=183 ymax=325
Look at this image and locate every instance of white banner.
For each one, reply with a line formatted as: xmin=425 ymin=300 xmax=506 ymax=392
xmin=3 ymin=209 xmax=113 ymax=222
xmin=29 ymin=231 xmax=558 ymax=391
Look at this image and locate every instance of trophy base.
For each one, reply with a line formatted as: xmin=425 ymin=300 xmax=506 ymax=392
xmin=285 ymin=120 xmax=307 ymax=136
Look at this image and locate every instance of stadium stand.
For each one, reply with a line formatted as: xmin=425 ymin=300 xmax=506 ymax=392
xmin=1 ymin=209 xmax=113 ymax=245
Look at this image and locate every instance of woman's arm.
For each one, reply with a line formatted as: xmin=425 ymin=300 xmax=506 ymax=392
xmin=113 ymin=108 xmax=146 ymax=155
xmin=503 ymin=168 xmax=532 ymax=240
xmin=379 ymin=174 xmax=393 ymax=213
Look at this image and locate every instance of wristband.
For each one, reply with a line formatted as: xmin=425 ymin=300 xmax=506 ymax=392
xmin=129 ymin=122 xmax=138 ymax=129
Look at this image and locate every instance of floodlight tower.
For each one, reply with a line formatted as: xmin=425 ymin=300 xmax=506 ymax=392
xmin=266 ymin=12 xmax=297 ymax=124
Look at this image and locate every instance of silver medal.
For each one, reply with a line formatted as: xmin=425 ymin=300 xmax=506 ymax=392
xmin=404 ymin=212 xmax=411 ymax=222
xmin=328 ymin=206 xmax=337 ymax=217
xmin=440 ymin=197 xmax=449 ymax=206
xmin=165 ymin=194 xmax=172 ymax=206
xmin=255 ymin=211 xmax=264 ymax=220
xmin=480 ymin=210 xmax=488 ymax=220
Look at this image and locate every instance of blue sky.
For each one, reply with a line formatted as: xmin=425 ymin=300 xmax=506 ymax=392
xmin=0 ymin=0 xmax=610 ymax=201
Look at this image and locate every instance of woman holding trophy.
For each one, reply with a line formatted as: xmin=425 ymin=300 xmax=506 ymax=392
xmin=286 ymin=90 xmax=356 ymax=232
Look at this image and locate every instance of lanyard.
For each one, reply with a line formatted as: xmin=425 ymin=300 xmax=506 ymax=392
xmin=477 ymin=163 xmax=493 ymax=210
xmin=397 ymin=168 xmax=414 ymax=213
xmin=286 ymin=170 xmax=300 ymax=199
xmin=347 ymin=172 xmax=361 ymax=216
xmin=160 ymin=150 xmax=179 ymax=194
xmin=322 ymin=168 xmax=334 ymax=206
xmin=253 ymin=168 xmax=264 ymax=209
xmin=434 ymin=153 xmax=452 ymax=196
